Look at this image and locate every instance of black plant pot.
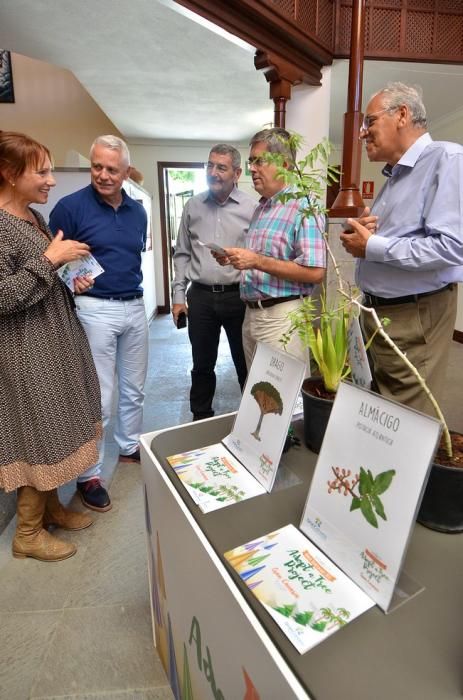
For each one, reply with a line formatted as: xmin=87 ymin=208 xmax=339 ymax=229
xmin=301 ymin=377 xmax=334 ymax=454
xmin=417 ymin=459 xmax=463 ymax=533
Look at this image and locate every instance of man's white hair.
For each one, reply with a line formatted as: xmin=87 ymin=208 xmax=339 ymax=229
xmin=90 ymin=135 xmax=130 ymax=167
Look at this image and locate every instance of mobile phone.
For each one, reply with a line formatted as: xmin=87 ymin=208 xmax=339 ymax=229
xmin=341 ymin=219 xmax=353 ymax=232
xmin=176 ymin=312 xmax=187 ymax=329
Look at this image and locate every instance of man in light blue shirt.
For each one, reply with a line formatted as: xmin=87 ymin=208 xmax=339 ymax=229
xmin=341 ymin=82 xmax=463 ymax=413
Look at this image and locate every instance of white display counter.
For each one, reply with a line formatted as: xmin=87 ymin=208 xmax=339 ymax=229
xmin=140 ymin=414 xmax=462 ymax=700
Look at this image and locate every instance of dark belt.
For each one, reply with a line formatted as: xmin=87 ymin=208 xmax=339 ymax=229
xmin=363 ymin=284 xmax=453 ymax=308
xmin=192 ymin=282 xmax=240 ymax=293
xmin=82 ymin=293 xmax=143 ymax=301
xmin=245 ymin=294 xmax=303 ymax=309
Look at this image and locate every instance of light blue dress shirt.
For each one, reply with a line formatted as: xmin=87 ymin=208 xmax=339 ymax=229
xmin=357 ymin=133 xmax=463 ymax=297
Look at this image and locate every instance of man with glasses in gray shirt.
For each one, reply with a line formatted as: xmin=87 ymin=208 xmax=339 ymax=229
xmin=341 ymin=82 xmax=463 ymax=414
xmin=172 ymin=144 xmax=256 ymax=421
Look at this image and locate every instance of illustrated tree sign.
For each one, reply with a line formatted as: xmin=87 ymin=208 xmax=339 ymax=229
xmin=327 ymin=466 xmax=396 ymax=528
xmin=250 ymin=381 xmax=283 ymax=441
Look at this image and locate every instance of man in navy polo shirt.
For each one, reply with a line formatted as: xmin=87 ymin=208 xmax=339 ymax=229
xmin=49 ymin=135 xmax=149 ymax=512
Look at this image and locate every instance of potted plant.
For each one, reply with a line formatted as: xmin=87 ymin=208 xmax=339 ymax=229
xmin=266 ymin=133 xmax=463 ymax=530
xmin=282 ymin=289 xmax=353 ymax=453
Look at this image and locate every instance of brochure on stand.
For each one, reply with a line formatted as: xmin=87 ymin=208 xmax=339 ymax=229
xmin=224 ymin=524 xmax=374 ymax=654
xmin=166 ymin=343 xmax=305 ymax=512
xmin=57 ymin=253 xmax=104 ymax=291
xmin=300 ymin=382 xmax=441 ymax=611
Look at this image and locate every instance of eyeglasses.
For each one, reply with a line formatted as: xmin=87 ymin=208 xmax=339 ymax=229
xmin=247 ymin=156 xmax=265 ymax=167
xmin=360 ymin=107 xmax=396 ymax=134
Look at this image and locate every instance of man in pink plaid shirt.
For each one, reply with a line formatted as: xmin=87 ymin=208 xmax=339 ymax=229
xmin=220 ymin=127 xmax=326 ymax=369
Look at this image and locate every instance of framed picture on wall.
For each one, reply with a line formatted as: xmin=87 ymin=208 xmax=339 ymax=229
xmin=0 ymin=50 xmax=15 ymax=103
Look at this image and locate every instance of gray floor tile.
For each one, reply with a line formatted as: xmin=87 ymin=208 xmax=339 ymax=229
xmin=32 ymin=690 xmax=173 ymax=700
xmin=64 ymin=468 xmax=149 ymax=609
xmin=31 ymin=603 xmax=167 ymax=698
xmin=0 ymin=610 xmax=62 ymax=700
xmin=0 ymin=524 xmax=91 ymax=613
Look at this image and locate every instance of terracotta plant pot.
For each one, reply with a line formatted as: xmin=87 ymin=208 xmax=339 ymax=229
xmin=301 ymin=377 xmax=335 ymax=454
xmin=417 ymin=433 xmax=463 ymax=533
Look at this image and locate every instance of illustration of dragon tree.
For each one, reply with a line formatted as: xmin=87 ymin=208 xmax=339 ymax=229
xmin=250 ymin=381 xmax=283 ymax=441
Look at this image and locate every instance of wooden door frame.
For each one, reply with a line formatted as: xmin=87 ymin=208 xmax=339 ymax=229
xmin=157 ymin=161 xmax=205 ymax=314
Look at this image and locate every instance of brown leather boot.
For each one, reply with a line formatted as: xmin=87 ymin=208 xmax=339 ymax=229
xmin=12 ymin=486 xmax=77 ymax=561
xmin=43 ymin=489 xmax=93 ymax=531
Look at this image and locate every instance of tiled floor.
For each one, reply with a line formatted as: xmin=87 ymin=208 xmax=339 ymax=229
xmin=0 ymin=314 xmax=242 ymax=700
xmin=0 ymin=314 xmax=461 ymax=699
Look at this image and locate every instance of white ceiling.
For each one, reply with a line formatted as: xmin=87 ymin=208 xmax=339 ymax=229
xmin=1 ymin=0 xmax=462 ymax=145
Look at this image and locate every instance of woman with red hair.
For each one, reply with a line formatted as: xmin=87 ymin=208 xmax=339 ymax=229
xmin=0 ymin=131 xmax=102 ymax=561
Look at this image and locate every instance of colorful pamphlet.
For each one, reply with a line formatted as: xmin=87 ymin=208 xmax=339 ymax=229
xmin=224 ymin=524 xmax=374 ymax=654
xmin=166 ymin=442 xmax=265 ymax=513
xmin=57 ymin=253 xmax=104 ymax=291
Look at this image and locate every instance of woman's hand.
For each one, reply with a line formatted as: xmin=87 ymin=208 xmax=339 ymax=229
xmin=73 ymin=275 xmax=94 ymax=294
xmin=44 ymin=230 xmax=90 ymax=267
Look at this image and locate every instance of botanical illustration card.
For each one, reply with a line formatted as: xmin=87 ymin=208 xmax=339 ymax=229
xmin=300 ymin=382 xmax=441 ymax=610
xmin=166 ymin=443 xmax=265 ymax=513
xmin=57 ymin=253 xmax=104 ymax=291
xmin=224 ymin=524 xmax=374 ymax=654
xmin=223 ymin=343 xmax=306 ymax=491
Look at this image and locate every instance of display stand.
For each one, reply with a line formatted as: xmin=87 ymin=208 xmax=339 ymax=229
xmin=141 ymin=415 xmax=463 ymax=700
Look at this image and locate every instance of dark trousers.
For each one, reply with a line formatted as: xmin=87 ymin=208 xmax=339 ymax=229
xmin=186 ymin=284 xmax=247 ymax=419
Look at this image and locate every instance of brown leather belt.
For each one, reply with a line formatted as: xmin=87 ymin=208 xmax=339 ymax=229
xmin=363 ymin=284 xmax=453 ymax=308
xmin=245 ymin=294 xmax=302 ymax=309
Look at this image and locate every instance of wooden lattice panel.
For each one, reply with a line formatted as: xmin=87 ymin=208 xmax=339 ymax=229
xmin=406 ymin=0 xmax=436 ymax=9
xmin=367 ymin=0 xmax=402 ymax=7
xmin=338 ymin=5 xmax=353 ymax=49
xmin=435 ymin=13 xmax=463 ymax=54
xmin=296 ymin=1 xmax=317 ymax=35
xmin=369 ymin=8 xmax=402 ymax=51
xmin=405 ymin=11 xmax=434 ymax=54
xmin=438 ymin=0 xmax=463 ymax=11
xmin=263 ymin=0 xmax=296 ymax=19
xmin=317 ymin=0 xmax=336 ymax=48
xmin=335 ymin=0 xmax=463 ymax=61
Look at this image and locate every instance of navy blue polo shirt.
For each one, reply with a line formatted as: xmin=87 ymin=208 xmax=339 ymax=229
xmin=49 ymin=184 xmax=147 ymax=299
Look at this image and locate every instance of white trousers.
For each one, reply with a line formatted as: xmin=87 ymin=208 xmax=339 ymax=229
xmin=74 ymin=296 xmax=149 ymax=481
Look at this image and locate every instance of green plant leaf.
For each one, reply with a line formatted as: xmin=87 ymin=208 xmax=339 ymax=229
xmin=373 ymin=469 xmax=396 ymax=495
xmin=350 ymin=497 xmax=362 ymax=511
xmin=360 ymin=497 xmax=379 ymax=528
xmin=358 ymin=467 xmax=374 ymax=495
xmin=371 ymin=494 xmax=387 ymax=521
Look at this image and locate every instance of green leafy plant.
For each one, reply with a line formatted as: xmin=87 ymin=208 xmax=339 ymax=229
xmin=282 ymin=290 xmax=352 ymax=394
xmin=327 ymin=465 xmax=396 ymax=528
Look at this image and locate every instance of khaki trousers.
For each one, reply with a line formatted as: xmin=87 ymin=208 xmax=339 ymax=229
xmin=361 ymin=284 xmax=457 ymax=415
xmin=242 ymin=297 xmax=310 ymax=372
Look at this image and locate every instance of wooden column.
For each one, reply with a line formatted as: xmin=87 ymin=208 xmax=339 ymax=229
xmin=330 ymin=0 xmax=366 ymax=217
xmin=255 ymin=50 xmax=307 ymax=128
xmin=270 ymin=83 xmax=292 ymax=128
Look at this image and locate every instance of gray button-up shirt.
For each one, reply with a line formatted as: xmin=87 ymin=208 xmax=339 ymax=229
xmin=172 ymin=186 xmax=257 ymax=304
